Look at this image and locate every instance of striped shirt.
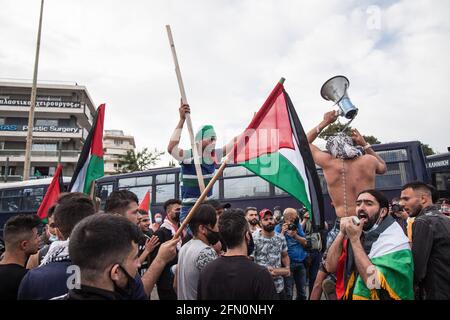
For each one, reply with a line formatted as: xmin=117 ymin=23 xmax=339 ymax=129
xmin=180 ymin=148 xmax=223 ymax=205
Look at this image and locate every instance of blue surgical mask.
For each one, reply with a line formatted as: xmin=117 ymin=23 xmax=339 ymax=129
xmin=49 ymin=234 xmax=58 ymax=242
xmin=155 ymin=218 xmax=162 ymax=224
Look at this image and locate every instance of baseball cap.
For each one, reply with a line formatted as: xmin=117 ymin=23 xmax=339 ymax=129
xmin=259 ymin=208 xmax=273 ymax=219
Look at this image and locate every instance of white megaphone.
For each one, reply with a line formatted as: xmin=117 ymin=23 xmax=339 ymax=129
xmin=320 ymin=75 xmax=358 ymax=119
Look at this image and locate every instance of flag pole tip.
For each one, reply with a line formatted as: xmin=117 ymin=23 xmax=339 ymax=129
xmin=279 ymin=77 xmax=285 ymax=84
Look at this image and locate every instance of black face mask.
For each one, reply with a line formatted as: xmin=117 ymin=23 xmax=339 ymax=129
xmin=246 ymin=232 xmax=255 ymax=256
xmin=111 ymin=265 xmax=137 ymax=300
xmin=173 ymin=210 xmax=180 ymax=223
xmin=205 ymin=227 xmax=221 ymax=245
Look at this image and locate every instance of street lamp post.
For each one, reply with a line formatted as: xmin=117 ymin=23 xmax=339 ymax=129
xmin=23 ymin=0 xmax=45 ymax=180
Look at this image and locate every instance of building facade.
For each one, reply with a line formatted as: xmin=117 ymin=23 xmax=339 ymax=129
xmin=0 ymin=81 xmax=97 ymax=181
xmin=103 ymin=130 xmax=136 ymax=175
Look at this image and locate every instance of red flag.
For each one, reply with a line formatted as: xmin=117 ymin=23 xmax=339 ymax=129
xmin=37 ymin=164 xmax=63 ymax=220
xmin=139 ymin=191 xmax=151 ymax=212
xmin=335 ymin=239 xmax=348 ymax=299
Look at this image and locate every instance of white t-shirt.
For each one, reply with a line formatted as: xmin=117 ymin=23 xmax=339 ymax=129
xmin=177 ymin=239 xmax=218 ymax=300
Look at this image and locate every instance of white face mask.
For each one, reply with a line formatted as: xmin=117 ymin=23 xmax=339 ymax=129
xmin=364 ymin=214 xmax=383 ymax=234
xmin=155 ymin=218 xmax=162 ymax=224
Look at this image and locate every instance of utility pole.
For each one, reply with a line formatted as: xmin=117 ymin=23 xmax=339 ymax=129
xmin=4 ymin=156 xmax=9 ymax=182
xmin=23 ymin=0 xmax=45 ymax=180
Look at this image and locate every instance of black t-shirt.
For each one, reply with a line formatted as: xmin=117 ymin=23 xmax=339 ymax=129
xmin=197 ymin=255 xmax=278 ymax=300
xmin=151 ymin=227 xmax=178 ymax=290
xmin=137 ymin=230 xmax=155 ymax=277
xmin=0 ymin=263 xmax=28 ymax=300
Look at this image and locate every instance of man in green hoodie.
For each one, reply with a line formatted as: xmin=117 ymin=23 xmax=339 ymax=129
xmin=168 ymin=103 xmax=235 ymax=228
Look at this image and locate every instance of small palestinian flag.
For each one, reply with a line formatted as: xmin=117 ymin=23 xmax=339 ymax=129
xmin=69 ymin=104 xmax=105 ymax=195
xmin=139 ymin=190 xmax=151 ymax=212
xmin=139 ymin=190 xmax=152 ymax=220
xmin=232 ymin=79 xmax=324 ymax=228
xmin=37 ymin=164 xmax=63 ymax=222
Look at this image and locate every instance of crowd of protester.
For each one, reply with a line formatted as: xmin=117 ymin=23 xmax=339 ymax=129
xmin=0 ymin=180 xmax=449 ymax=300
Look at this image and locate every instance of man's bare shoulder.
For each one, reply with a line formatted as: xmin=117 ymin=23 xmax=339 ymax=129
xmin=354 ymin=154 xmax=379 ymax=167
xmin=361 ymin=153 xmax=378 ymax=161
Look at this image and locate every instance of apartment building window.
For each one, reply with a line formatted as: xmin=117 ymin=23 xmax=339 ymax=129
xmin=33 ymin=166 xmax=50 ymax=176
xmin=1 ymin=166 xmax=16 ymax=175
xmin=0 ymin=118 xmax=4 ymax=125
xmin=114 ymin=139 xmax=123 ymax=146
xmin=32 ymin=143 xmax=57 ymax=151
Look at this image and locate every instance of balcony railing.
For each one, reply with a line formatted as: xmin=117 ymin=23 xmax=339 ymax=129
xmin=0 ymin=175 xmax=23 ymax=182
xmin=0 ymin=149 xmax=80 ymax=158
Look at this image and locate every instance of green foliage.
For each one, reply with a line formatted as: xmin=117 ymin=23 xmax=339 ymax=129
xmin=117 ymin=148 xmax=164 ymax=173
xmin=363 ymin=135 xmax=381 ymax=145
xmin=318 ymin=122 xmax=381 ymax=144
xmin=168 ymin=160 xmax=176 ymax=167
xmin=421 ymin=144 xmax=435 ymax=156
xmin=318 ymin=122 xmax=352 ymax=139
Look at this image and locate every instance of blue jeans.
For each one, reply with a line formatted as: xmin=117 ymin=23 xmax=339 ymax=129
xmin=180 ymin=204 xmax=193 ymax=236
xmin=284 ymin=260 xmax=307 ymax=300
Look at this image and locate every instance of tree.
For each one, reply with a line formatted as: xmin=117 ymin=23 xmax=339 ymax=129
xmin=421 ymin=143 xmax=435 ymax=156
xmin=318 ymin=122 xmax=381 ymax=144
xmin=117 ymin=148 xmax=164 ymax=173
xmin=363 ymin=135 xmax=381 ymax=145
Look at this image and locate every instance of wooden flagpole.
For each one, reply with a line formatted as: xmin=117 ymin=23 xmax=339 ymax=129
xmin=166 ymin=25 xmax=206 ymax=192
xmin=173 ymin=157 xmax=228 ymax=239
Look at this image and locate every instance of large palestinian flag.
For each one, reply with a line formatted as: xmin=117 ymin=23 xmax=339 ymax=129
xmin=69 ymin=104 xmax=105 ymax=195
xmin=232 ymin=79 xmax=324 ymax=228
xmin=37 ymin=164 xmax=63 ymax=221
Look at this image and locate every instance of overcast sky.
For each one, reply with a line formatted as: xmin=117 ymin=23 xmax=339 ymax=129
xmin=1 ymin=0 xmax=449 ymax=166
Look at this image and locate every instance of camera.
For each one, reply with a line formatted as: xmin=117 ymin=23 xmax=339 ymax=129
xmin=288 ymin=223 xmax=297 ymax=231
xmin=298 ymin=207 xmax=308 ymax=219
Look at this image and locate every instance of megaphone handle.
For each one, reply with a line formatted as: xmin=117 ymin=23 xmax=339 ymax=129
xmin=327 ymin=99 xmax=341 ymax=116
xmin=339 ymin=117 xmax=355 ymax=133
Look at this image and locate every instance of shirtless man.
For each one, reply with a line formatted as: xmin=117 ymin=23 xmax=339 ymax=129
xmin=307 ymin=110 xmax=387 ymax=219
xmin=307 ymin=111 xmax=386 ymax=300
